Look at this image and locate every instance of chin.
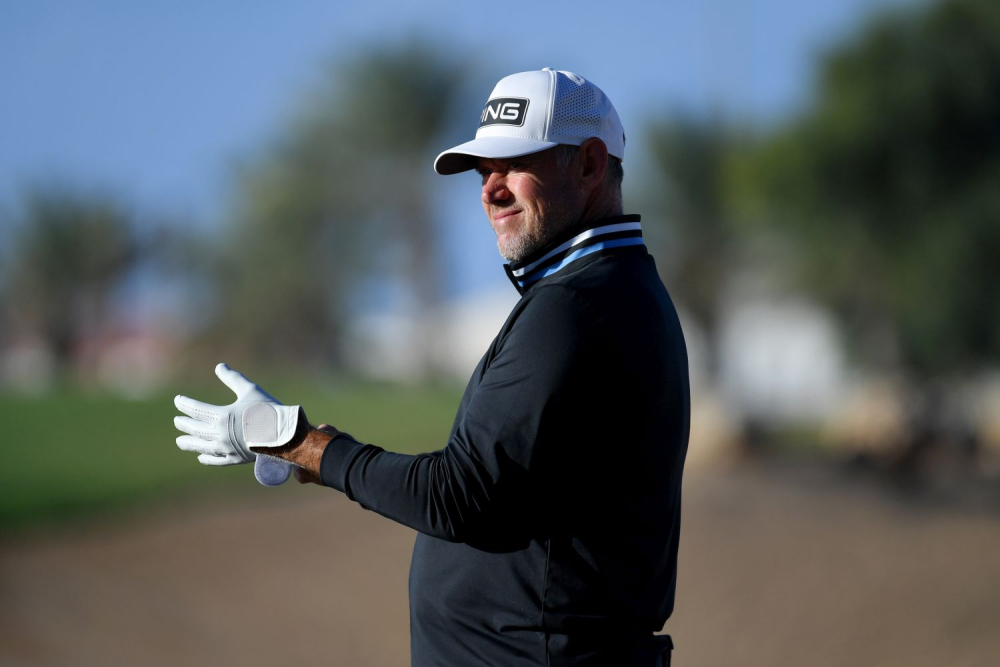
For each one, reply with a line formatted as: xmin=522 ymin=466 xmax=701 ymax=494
xmin=496 ymin=236 xmax=521 ymax=262
xmin=498 ymin=238 xmax=534 ymax=263
xmin=496 ymin=241 xmax=517 ymax=262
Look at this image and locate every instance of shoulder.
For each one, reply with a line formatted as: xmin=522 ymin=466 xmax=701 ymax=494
xmin=521 ymin=282 xmax=594 ymax=309
xmin=513 ymin=283 xmax=602 ymax=330
xmin=529 ymin=252 xmax=658 ymax=311
xmin=496 ymin=284 xmax=605 ymax=362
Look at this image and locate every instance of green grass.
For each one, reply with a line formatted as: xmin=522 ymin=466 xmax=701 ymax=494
xmin=0 ymin=382 xmax=462 ymax=532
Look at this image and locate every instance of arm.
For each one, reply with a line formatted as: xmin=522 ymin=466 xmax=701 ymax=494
xmin=257 ymin=285 xmax=600 ymax=543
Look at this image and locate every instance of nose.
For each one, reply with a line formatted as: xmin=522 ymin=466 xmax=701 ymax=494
xmin=482 ymin=172 xmax=511 ymax=206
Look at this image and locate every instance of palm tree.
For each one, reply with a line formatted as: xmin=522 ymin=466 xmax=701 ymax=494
xmin=2 ymin=187 xmax=136 ymax=373
xmin=217 ymin=43 xmax=468 ymax=375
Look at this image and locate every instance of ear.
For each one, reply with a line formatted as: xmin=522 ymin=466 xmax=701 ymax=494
xmin=578 ymin=138 xmax=609 ymax=191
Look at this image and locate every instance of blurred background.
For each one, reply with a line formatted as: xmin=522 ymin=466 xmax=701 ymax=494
xmin=2 ymin=0 xmax=999 ymax=665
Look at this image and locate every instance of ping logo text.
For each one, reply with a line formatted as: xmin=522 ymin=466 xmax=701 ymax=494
xmin=480 ymin=97 xmax=529 ymax=127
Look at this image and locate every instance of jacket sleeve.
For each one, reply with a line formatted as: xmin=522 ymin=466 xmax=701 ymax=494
xmin=319 ymin=285 xmax=601 ymax=542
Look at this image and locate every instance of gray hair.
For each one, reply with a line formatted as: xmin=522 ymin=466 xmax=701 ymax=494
xmin=553 ymin=144 xmax=624 ymax=191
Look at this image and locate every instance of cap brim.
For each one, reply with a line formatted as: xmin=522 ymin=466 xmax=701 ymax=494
xmin=434 ymin=136 xmax=559 ymax=175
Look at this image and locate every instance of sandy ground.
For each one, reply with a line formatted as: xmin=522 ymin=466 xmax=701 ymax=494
xmin=2 ymin=461 xmax=999 ymax=667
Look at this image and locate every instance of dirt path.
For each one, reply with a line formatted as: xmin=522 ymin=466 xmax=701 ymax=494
xmin=2 ymin=462 xmax=999 ymax=666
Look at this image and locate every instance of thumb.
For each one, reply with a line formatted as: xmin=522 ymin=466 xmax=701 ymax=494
xmin=214 ymin=362 xmax=257 ymax=399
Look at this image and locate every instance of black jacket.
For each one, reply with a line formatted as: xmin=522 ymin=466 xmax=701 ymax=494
xmin=321 ymin=215 xmax=690 ymax=666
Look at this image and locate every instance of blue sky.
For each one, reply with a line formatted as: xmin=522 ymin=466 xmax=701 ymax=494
xmin=0 ymin=0 xmax=916 ymax=297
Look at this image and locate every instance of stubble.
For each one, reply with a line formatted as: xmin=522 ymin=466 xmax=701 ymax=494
xmin=494 ymin=197 xmax=580 ymax=263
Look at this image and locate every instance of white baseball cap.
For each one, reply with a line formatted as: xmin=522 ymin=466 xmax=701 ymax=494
xmin=434 ymin=68 xmax=625 ymax=175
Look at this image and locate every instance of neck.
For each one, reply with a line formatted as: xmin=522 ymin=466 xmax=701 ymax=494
xmin=577 ymin=186 xmax=623 ymax=224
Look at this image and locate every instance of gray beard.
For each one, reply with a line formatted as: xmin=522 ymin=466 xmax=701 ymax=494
xmin=497 ymin=227 xmax=546 ymax=263
xmin=496 ymin=211 xmax=577 ymax=263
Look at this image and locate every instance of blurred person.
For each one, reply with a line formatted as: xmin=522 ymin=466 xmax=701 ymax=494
xmin=173 ymin=69 xmax=689 ymax=667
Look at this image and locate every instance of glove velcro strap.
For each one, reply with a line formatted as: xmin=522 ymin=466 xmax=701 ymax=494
xmin=244 ymin=403 xmax=279 ymax=443
xmin=243 ymin=403 xmax=299 ymax=448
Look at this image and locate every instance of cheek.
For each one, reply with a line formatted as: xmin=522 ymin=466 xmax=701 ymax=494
xmin=507 ymin=177 xmax=538 ymax=208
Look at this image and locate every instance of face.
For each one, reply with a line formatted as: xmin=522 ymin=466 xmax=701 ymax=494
xmin=476 ymin=148 xmax=584 ymax=262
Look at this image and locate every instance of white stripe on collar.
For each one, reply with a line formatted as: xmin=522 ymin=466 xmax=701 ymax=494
xmin=510 ymin=221 xmax=643 ymax=278
xmin=515 ymin=237 xmax=646 ymax=288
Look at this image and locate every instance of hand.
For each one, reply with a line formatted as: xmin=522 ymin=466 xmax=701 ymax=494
xmin=173 ymin=363 xmax=303 ymax=467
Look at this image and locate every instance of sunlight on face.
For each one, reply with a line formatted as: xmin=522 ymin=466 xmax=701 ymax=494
xmin=476 ymin=149 xmax=582 ymax=262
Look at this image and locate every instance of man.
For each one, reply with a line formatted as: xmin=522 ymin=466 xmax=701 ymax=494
xmin=174 ymin=68 xmax=690 ymax=667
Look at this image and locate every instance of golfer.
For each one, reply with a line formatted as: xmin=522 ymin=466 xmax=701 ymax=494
xmin=174 ymin=68 xmax=690 ymax=667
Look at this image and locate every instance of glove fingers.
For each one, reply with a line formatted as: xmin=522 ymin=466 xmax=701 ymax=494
xmin=176 ymin=435 xmax=229 ymax=456
xmin=174 ymin=394 xmax=221 ymax=420
xmin=197 ymin=452 xmax=246 ymax=466
xmin=215 ymin=362 xmax=257 ymax=399
xmin=173 ymin=416 xmax=217 ymax=439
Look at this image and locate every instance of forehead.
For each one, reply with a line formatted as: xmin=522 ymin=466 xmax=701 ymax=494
xmin=475 ymin=148 xmax=557 ymax=171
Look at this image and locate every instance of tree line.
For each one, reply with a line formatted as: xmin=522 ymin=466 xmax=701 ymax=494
xmin=2 ymin=0 xmax=997 ymax=410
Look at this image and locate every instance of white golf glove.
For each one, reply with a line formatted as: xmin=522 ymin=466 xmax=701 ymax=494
xmin=173 ymin=363 xmax=299 ymax=486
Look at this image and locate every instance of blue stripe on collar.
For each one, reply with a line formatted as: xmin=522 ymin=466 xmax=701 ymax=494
xmin=502 ymin=220 xmax=646 ymax=294
xmin=510 ymin=221 xmax=643 ymax=278
xmin=515 ymin=236 xmax=645 ymax=289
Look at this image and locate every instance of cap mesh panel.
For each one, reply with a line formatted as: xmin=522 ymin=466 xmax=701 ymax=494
xmin=551 ymin=76 xmax=600 ymax=137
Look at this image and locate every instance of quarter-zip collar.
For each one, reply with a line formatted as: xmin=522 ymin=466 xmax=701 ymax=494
xmin=503 ymin=214 xmax=644 ymax=295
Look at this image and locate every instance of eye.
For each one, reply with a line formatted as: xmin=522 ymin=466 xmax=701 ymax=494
xmin=475 ymin=168 xmax=491 ymax=184
xmin=508 ymin=161 xmax=523 ymax=170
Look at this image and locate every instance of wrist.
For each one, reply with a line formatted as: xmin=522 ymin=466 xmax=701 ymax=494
xmin=287 ymin=425 xmax=338 ymax=473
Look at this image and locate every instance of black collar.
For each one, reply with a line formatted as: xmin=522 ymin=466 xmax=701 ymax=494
xmin=503 ymin=214 xmax=643 ymax=294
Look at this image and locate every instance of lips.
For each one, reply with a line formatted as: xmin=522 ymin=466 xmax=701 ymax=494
xmin=492 ymin=209 xmax=521 ymax=224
